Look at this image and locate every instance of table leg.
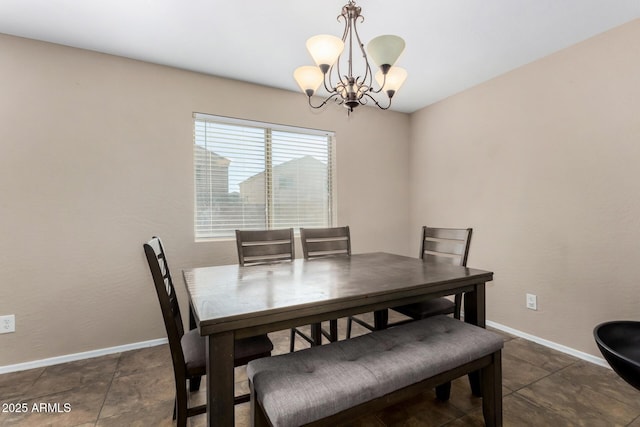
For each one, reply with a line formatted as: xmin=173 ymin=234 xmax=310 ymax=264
xmin=464 ymin=283 xmax=486 ymax=328
xmin=207 ymin=331 xmax=234 ymax=427
xmin=464 ymin=283 xmax=486 ymax=396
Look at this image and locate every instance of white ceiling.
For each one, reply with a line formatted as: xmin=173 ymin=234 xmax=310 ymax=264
xmin=1 ymin=1 xmax=639 ymax=113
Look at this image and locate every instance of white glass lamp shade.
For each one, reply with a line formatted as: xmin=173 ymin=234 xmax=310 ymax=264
xmin=367 ymin=35 xmax=405 ymax=68
xmin=294 ymin=66 xmax=324 ymax=96
xmin=375 ymin=67 xmax=407 ymax=97
xmin=306 ymin=35 xmax=344 ymax=70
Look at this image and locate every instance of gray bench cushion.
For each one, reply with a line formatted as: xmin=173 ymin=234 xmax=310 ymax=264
xmin=247 ymin=315 xmax=503 ymax=427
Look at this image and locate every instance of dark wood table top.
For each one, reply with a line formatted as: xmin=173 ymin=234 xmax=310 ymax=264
xmin=183 ymin=252 xmax=493 ymax=336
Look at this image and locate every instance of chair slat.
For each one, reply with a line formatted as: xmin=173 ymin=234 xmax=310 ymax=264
xmin=237 ymin=229 xmax=292 ymax=242
xmin=306 ymin=238 xmax=350 ymax=255
xmin=423 ymin=253 xmax=459 ymax=265
xmin=424 ymin=227 xmax=470 ymax=241
xmin=422 ymin=239 xmax=466 ymax=257
xmin=241 ymin=241 xmax=294 ymax=258
xmin=303 ymin=227 xmax=351 ymax=239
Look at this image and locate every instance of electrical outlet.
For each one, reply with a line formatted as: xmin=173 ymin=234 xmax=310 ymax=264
xmin=0 ymin=315 xmax=15 ymax=333
xmin=526 ymin=294 xmax=537 ymax=311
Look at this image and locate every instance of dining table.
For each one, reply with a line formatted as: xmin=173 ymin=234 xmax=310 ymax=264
xmin=183 ymin=251 xmax=494 ymax=427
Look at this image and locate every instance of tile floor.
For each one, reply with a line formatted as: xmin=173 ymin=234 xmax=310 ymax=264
xmin=1 ymin=312 xmax=639 ymax=426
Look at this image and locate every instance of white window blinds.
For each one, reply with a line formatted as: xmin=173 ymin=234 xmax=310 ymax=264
xmin=194 ymin=114 xmax=335 ymax=239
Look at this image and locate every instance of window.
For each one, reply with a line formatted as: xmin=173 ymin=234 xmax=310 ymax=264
xmin=193 ymin=113 xmax=336 ymax=240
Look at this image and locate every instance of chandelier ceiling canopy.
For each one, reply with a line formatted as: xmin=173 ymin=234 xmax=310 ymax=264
xmin=294 ymin=0 xmax=407 ymax=114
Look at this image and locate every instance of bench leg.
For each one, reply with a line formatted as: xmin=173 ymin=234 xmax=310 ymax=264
xmin=250 ymin=380 xmax=271 ymax=427
xmin=469 ymin=371 xmax=481 ymax=397
xmin=480 ymin=350 xmax=502 ymax=427
xmin=435 ymin=382 xmax=451 ymax=401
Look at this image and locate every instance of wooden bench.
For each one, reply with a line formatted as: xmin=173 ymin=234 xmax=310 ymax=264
xmin=247 ymin=315 xmax=503 ymax=427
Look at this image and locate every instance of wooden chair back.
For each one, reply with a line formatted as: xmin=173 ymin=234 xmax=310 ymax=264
xmin=235 ymin=228 xmax=295 ymax=266
xmin=300 ymin=226 xmax=351 ymax=259
xmin=143 ymin=236 xmax=187 ymax=380
xmin=420 ymin=227 xmax=472 ymax=266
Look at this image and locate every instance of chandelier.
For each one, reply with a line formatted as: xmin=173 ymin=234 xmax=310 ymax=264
xmin=294 ymin=0 xmax=407 ymax=113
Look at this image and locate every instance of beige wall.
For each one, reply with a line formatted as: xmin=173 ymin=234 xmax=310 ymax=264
xmin=0 ymin=34 xmax=411 ymax=366
xmin=4 ymin=18 xmax=637 ymax=367
xmin=409 ymin=19 xmax=640 ymax=357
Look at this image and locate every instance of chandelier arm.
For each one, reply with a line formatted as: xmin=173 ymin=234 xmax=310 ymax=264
xmin=338 ymin=7 xmax=349 ymax=39
xmin=334 ymin=51 xmax=349 ymax=89
xmin=369 ymin=71 xmax=386 ymax=94
xmin=322 ymin=65 xmax=338 ymax=93
xmin=351 ymin=14 xmax=374 ymax=89
xmin=332 ymin=8 xmax=350 ymax=89
xmin=354 ymin=79 xmax=371 ymax=102
xmin=363 ymin=92 xmax=391 ymax=110
xmin=334 ymin=60 xmax=345 ymax=89
xmin=307 ymin=92 xmax=342 ymax=109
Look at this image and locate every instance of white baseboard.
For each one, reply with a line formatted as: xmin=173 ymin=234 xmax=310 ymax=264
xmin=0 ymin=338 xmax=168 ymax=375
xmin=486 ymin=320 xmax=610 ymax=369
xmin=0 ymin=321 xmax=611 ymax=375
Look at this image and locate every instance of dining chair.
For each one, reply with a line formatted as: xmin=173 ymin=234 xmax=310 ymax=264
xmin=345 ymin=227 xmax=472 ymax=401
xmin=296 ymin=226 xmax=351 ymax=349
xmin=143 ymin=236 xmax=273 ymax=427
xmin=346 ymin=226 xmax=472 ymax=338
xmin=236 ymin=228 xmax=313 ymax=352
xmin=235 ymin=228 xmax=296 ymax=266
xmin=391 ymin=227 xmax=472 ymax=322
